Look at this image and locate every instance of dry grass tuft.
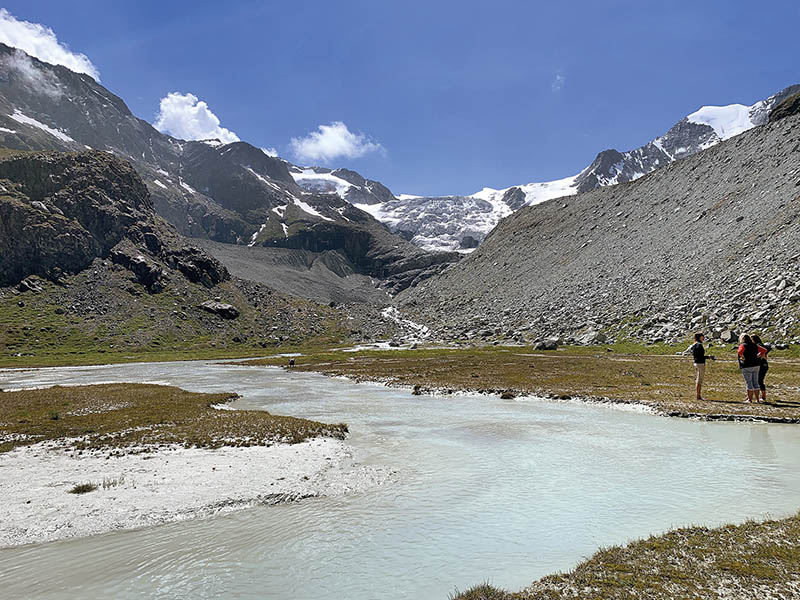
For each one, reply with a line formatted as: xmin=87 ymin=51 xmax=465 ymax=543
xmin=68 ymin=483 xmax=98 ymax=494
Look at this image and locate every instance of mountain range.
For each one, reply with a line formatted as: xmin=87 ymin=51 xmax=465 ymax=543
xmin=0 ymin=43 xmax=458 ymax=299
xmin=2 ymin=38 xmax=800 ymax=352
xmin=292 ymin=85 xmax=800 ymax=252
xmin=4 ymin=40 xmax=797 ymax=263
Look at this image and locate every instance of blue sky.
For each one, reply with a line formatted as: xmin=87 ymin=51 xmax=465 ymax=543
xmin=2 ymin=1 xmax=797 ymax=195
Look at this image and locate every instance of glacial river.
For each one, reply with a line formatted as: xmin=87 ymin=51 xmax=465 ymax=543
xmin=1 ymin=360 xmax=800 ymax=599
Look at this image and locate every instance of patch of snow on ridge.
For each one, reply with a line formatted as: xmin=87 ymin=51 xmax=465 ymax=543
xmin=291 ymin=169 xmax=353 ymax=197
xmin=9 ymin=110 xmax=74 ymax=143
xmin=0 ymin=127 xmax=16 ymax=133
xmin=469 ymin=173 xmax=578 ymax=208
xmin=516 ymin=174 xmax=579 ymax=206
xmin=244 ymin=167 xmax=283 ymax=192
xmin=651 ymin=138 xmax=674 ymax=161
xmin=179 ymin=180 xmax=197 ymax=194
xmin=686 ymin=104 xmax=754 ymax=140
xmin=152 ymin=179 xmax=167 ymax=189
xmin=292 ymin=197 xmax=333 ymax=221
xmin=334 ymin=206 xmax=351 ymax=221
xmin=249 ymin=223 xmax=267 ymax=246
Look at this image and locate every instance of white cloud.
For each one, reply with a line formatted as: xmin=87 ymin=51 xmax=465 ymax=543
xmin=0 ymin=48 xmax=62 ymax=97
xmin=0 ymin=9 xmax=100 ymax=80
xmin=154 ymin=92 xmax=240 ymax=144
xmin=261 ymin=147 xmax=278 ymax=157
xmin=552 ymin=73 xmax=565 ymax=92
xmin=290 ymin=121 xmax=384 ymax=163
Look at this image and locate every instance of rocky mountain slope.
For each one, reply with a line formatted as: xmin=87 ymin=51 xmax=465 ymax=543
xmin=346 ymin=85 xmax=799 ymax=252
xmin=0 ymin=149 xmax=406 ymax=362
xmin=0 ymin=43 xmax=458 ymax=297
xmin=399 ymin=96 xmax=800 ymax=346
xmin=0 ymin=149 xmax=226 ymax=291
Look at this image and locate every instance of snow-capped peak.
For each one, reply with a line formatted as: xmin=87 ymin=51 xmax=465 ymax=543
xmin=468 ymin=174 xmax=580 ymax=207
xmin=686 ymin=103 xmax=755 ymax=141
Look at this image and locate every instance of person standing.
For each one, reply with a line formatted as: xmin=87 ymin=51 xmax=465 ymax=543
xmin=686 ymin=332 xmax=715 ymax=400
xmin=751 ymin=334 xmax=771 ymax=402
xmin=737 ymin=334 xmax=761 ymax=403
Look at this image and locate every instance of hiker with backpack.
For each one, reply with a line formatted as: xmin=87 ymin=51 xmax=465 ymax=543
xmin=686 ymin=332 xmax=715 ymax=401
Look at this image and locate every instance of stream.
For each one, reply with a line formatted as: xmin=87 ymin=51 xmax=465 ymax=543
xmin=1 ymin=359 xmax=800 ymax=599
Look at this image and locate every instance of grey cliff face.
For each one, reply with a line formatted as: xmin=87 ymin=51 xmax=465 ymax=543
xmin=0 ymin=150 xmax=227 ymax=290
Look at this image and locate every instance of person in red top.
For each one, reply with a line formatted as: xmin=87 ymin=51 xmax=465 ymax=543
xmin=737 ymin=334 xmax=761 ymax=403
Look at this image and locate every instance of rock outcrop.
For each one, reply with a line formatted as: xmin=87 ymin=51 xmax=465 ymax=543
xmin=0 ymin=150 xmax=228 ymax=290
xmin=770 ymin=91 xmax=800 ymax=123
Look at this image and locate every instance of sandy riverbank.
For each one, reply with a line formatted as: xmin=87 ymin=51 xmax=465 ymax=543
xmin=0 ymin=437 xmax=392 ymax=547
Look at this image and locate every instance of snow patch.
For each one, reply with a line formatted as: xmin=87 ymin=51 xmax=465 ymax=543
xmin=244 ymin=167 xmax=283 ymax=192
xmin=686 ymin=104 xmax=755 ymax=140
xmin=291 ymin=168 xmax=354 ymax=198
xmin=512 ymin=174 xmax=580 ymax=206
xmin=9 ymin=110 xmax=74 ymax=143
xmin=293 ymin=197 xmax=333 ymax=221
xmin=334 ymin=206 xmax=351 ymax=221
xmin=202 ymin=138 xmax=225 ymax=148
xmin=0 ymin=127 xmax=16 ymax=134
xmin=179 ymin=180 xmax=197 ymax=194
xmin=249 ymin=223 xmax=267 ymax=246
xmin=152 ymin=179 xmax=167 ymax=190
xmin=651 ymin=137 xmax=674 ymax=161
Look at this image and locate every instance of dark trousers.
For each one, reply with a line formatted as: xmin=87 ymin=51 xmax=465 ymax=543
xmin=758 ymin=362 xmax=769 ymax=391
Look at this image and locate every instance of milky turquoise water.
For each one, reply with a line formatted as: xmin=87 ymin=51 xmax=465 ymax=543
xmin=1 ymin=360 xmax=799 ymax=599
